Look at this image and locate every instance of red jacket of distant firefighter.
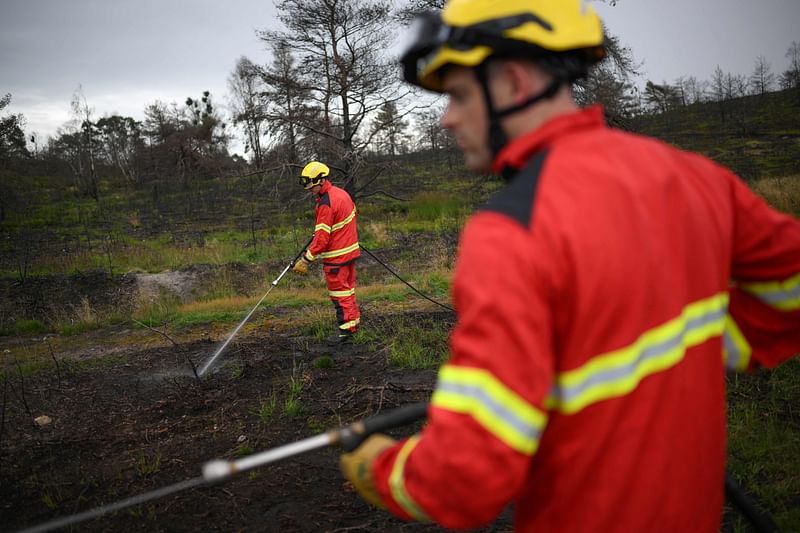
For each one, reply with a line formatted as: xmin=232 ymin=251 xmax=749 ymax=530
xmin=304 ymin=180 xmax=360 ymax=265
xmin=369 ymin=106 xmax=800 ymax=532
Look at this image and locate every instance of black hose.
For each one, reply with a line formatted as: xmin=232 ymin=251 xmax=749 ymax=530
xmin=360 ymin=244 xmax=455 ymax=313
xmin=725 ymin=473 xmax=779 ymax=532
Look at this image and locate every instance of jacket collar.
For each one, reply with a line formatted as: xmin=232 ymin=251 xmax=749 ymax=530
xmin=317 ymin=179 xmax=332 ymax=199
xmin=492 ymin=105 xmax=607 ymax=176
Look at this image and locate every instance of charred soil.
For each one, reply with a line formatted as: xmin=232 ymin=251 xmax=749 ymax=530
xmin=0 ymin=308 xmax=513 ymax=532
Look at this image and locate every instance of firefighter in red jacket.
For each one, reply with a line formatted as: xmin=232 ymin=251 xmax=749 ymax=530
xmin=340 ymin=0 xmax=800 ymax=531
xmin=293 ymin=161 xmax=361 ymax=343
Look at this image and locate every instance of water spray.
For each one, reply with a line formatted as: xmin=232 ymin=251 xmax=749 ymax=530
xmin=16 ymin=403 xmax=428 ymax=533
xmin=197 ymin=235 xmax=314 ymax=377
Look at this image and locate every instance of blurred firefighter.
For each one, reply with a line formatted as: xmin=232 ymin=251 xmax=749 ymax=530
xmin=340 ymin=0 xmax=800 ymax=530
xmin=293 ymin=161 xmax=361 ymax=344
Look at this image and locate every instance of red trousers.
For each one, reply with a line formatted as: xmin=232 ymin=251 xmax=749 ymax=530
xmin=323 ymin=262 xmax=360 ymax=332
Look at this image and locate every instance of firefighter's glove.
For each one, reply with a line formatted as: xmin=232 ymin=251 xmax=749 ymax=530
xmin=340 ymin=433 xmax=396 ymax=510
xmin=292 ymin=256 xmax=310 ymax=275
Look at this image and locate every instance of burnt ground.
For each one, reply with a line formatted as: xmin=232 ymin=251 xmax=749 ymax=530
xmin=0 ymin=308 xmax=513 ymax=533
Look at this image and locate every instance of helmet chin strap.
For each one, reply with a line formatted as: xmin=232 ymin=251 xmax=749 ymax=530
xmin=474 ymin=63 xmax=562 ymax=176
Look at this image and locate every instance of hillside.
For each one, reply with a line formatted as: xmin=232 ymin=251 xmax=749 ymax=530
xmin=630 ymin=88 xmax=800 ymax=180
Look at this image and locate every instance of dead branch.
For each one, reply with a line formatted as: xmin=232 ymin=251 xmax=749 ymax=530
xmin=132 ymin=320 xmax=200 ymax=380
xmin=45 ymin=337 xmax=62 ymax=391
xmin=356 ymin=190 xmax=407 ymax=202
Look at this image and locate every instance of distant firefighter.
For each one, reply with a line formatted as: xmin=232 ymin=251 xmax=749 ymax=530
xmin=293 ymin=161 xmax=361 ymax=344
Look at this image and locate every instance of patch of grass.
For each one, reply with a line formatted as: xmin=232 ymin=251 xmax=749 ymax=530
xmin=726 ymin=358 xmax=800 ymax=531
xmin=306 ymin=417 xmax=327 ymax=433
xmin=135 ymin=453 xmax=162 ymax=477
xmin=407 ymin=191 xmax=468 ymax=222
xmin=250 ymin=394 xmax=278 ymax=425
xmin=12 ymin=319 xmax=49 ymax=335
xmin=52 ymin=296 xmax=124 ymax=336
xmin=749 ymin=174 xmax=800 ymax=216
xmin=298 ymin=307 xmax=333 ymax=342
xmin=283 ymin=375 xmax=305 ymax=417
xmin=72 ymin=354 xmax=128 ymax=372
xmin=235 ymin=444 xmax=255 ymax=457
xmin=312 ymin=356 xmax=334 ymax=369
xmin=386 ymin=317 xmax=450 ymax=369
xmin=0 ymin=360 xmax=50 ymax=382
xmin=41 ymin=489 xmax=60 ymax=510
xmin=169 ymin=310 xmax=243 ymax=329
xmin=57 ymin=321 xmax=105 ymax=336
xmin=225 ymin=362 xmax=245 ymax=380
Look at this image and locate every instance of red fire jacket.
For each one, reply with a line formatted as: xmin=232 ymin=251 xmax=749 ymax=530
xmin=371 ymin=106 xmax=800 ymax=531
xmin=304 ymin=180 xmax=360 ymax=265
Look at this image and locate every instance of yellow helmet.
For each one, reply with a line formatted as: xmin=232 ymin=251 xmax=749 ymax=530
xmin=299 ymin=161 xmax=330 ymax=190
xmin=400 ymin=0 xmax=606 ymax=92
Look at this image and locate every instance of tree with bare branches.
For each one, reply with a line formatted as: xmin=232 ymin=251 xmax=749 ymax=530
xmin=258 ymin=0 xmax=412 ymax=194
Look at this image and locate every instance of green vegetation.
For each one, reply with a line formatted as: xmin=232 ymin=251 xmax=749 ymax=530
xmin=250 ymin=394 xmax=278 ymax=425
xmin=726 ymin=359 xmax=800 ymax=531
xmin=312 ymin=356 xmax=334 ymax=369
xmin=11 ymin=319 xmax=48 ymax=335
xmin=359 ymin=315 xmax=451 ymax=369
xmin=283 ymin=374 xmax=305 ymax=417
xmin=135 ymin=453 xmax=162 ymax=477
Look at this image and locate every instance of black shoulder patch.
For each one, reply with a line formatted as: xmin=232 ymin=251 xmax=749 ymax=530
xmin=318 ymin=192 xmax=331 ymax=207
xmin=481 ymin=150 xmax=548 ymax=228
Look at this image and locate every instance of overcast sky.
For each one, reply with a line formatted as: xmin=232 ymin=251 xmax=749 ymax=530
xmin=1 ymin=0 xmax=798 ymax=154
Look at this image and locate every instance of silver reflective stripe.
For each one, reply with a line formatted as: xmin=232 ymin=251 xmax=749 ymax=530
xmin=749 ymin=284 xmax=800 ymax=308
xmin=437 ymin=381 xmax=543 ymax=442
xmin=722 ymin=329 xmax=743 ymax=371
xmin=550 ymin=306 xmax=726 ymax=405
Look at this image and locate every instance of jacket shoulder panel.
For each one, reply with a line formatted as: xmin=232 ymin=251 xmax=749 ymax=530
xmin=318 ymin=192 xmax=331 ymax=207
xmin=482 ymin=150 xmax=548 ymax=228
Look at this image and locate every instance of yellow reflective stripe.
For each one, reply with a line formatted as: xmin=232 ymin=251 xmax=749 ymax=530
xmin=546 ymin=292 xmax=729 ymax=415
xmin=315 ymin=223 xmax=331 ymax=234
xmin=388 ymin=436 xmax=430 ymax=522
xmin=319 ymin=242 xmax=360 ymax=259
xmin=739 ymin=272 xmax=800 ymax=311
xmin=304 ymin=249 xmax=315 ymax=261
xmin=722 ymin=314 xmax=751 ymax=372
xmin=432 ymin=365 xmax=547 ymax=455
xmin=339 ymin=318 xmax=360 ymax=330
xmin=331 ymin=208 xmax=356 ymax=232
xmin=329 ymin=288 xmax=355 ymax=298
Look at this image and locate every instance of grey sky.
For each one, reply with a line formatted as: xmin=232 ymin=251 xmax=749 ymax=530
xmin=1 ymin=0 xmax=798 ymax=153
xmin=594 ymin=0 xmax=800 ymax=84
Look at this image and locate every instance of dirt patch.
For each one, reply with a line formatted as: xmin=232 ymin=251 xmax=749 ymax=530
xmin=0 ymin=310 xmax=513 ymax=532
xmin=135 ymin=266 xmax=212 ymax=304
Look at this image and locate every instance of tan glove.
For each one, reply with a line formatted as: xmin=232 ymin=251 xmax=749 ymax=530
xmin=340 ymin=433 xmax=397 ymax=510
xmin=292 ymin=256 xmax=310 ymax=275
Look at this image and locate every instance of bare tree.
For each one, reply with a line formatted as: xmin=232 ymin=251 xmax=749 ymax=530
xmin=780 ymin=41 xmax=800 ymax=104
xmin=49 ymin=87 xmax=101 ymax=200
xmin=414 ymin=105 xmax=447 ymax=152
xmin=749 ymin=55 xmax=775 ymax=95
xmin=680 ymin=76 xmax=707 ymax=105
xmin=709 ymin=66 xmax=732 ymax=123
xmin=228 ymin=56 xmax=267 ymax=168
xmin=259 ymin=0 xmax=412 ymax=193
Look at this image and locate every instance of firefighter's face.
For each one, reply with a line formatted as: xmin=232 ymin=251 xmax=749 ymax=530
xmin=441 ymin=66 xmax=493 ymax=173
